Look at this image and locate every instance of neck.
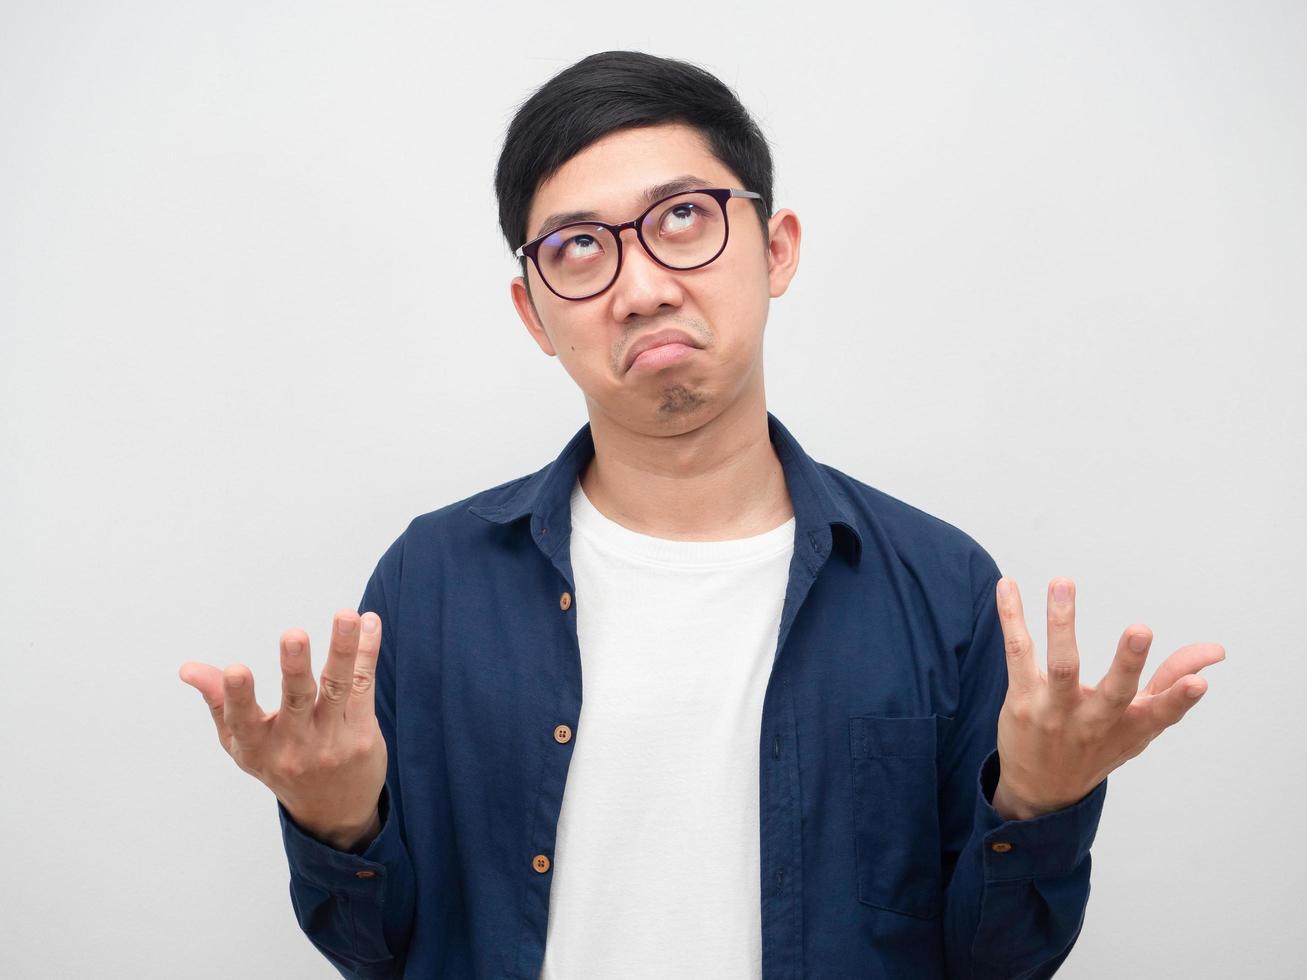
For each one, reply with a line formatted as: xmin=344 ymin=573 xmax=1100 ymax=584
xmin=579 ymin=386 xmax=793 ymax=541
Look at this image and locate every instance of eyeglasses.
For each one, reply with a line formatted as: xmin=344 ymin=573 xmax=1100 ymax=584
xmin=514 ymin=187 xmax=764 ymax=301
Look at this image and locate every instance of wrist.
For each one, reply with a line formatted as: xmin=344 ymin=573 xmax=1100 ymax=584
xmin=991 ymin=779 xmax=1059 ymax=821
xmin=322 ymin=807 xmax=383 ymax=853
xmin=286 ymin=802 xmax=382 ymax=853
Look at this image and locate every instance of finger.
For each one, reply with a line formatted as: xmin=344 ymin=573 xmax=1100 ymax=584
xmin=1139 ymin=672 xmax=1210 ymax=732
xmin=315 ymin=608 xmax=362 ymax=724
xmin=179 ymin=661 xmax=234 ymax=752
xmin=1141 ymin=642 xmax=1227 ymax=697
xmin=1092 ymin=624 xmax=1153 ymax=718
xmin=1045 ymin=577 xmax=1081 ymax=708
xmin=345 ymin=612 xmax=383 ymax=723
xmin=221 ymin=662 xmax=268 ymax=747
xmin=277 ymin=628 xmax=317 ymax=737
xmin=996 ymin=578 xmax=1041 ymax=698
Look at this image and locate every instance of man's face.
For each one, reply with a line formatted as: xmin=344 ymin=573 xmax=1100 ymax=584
xmin=509 ymin=121 xmax=800 ymax=436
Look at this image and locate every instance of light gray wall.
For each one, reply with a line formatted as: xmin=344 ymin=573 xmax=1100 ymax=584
xmin=2 ymin=1 xmax=1301 ymax=977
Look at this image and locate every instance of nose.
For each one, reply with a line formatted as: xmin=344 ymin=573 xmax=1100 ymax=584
xmin=609 ymin=225 xmax=684 ymax=321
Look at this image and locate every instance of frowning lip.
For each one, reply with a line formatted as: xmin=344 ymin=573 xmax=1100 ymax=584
xmin=622 ymin=328 xmax=702 ymax=372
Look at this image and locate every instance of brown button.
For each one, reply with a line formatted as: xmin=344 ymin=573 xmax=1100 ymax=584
xmin=990 ymin=842 xmax=1013 ymax=853
xmin=355 ymin=869 xmax=378 ymax=878
xmin=559 ymin=591 xmax=572 ymax=611
xmin=554 ymin=724 xmax=572 ymax=744
xmin=532 ymin=853 xmax=551 ymax=873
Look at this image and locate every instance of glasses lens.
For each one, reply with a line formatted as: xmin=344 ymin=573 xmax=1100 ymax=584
xmin=642 ymin=191 xmax=726 ymax=270
xmin=535 ymin=192 xmax=728 ymax=299
xmin=536 ymin=224 xmax=620 ymax=299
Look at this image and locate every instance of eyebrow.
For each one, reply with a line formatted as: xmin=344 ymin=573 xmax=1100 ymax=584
xmin=530 ymin=174 xmax=715 ymax=242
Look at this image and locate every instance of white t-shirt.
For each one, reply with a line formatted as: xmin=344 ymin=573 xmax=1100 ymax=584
xmin=538 ymin=476 xmax=796 ymax=979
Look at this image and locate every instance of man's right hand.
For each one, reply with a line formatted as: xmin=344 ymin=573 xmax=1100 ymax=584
xmin=178 ymin=609 xmax=389 ymax=852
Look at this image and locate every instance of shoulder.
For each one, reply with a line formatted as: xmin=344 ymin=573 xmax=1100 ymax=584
xmin=819 ymin=462 xmax=1002 ymax=614
xmin=403 ymin=471 xmax=535 ymax=544
xmin=416 ymin=471 xmax=534 ymax=525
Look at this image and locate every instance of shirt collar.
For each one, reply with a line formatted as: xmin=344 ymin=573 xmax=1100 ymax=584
xmin=468 ymin=411 xmax=863 ymax=566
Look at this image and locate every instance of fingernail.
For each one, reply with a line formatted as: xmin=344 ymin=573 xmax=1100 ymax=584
xmin=1187 ymin=683 xmax=1204 ymax=698
xmin=337 ymin=618 xmax=356 ymax=635
xmin=361 ymin=616 xmax=378 ymax=635
xmin=286 ymin=639 xmax=303 ymax=655
xmin=1053 ymin=582 xmax=1071 ymax=603
xmin=227 ymin=673 xmax=245 ymax=687
xmin=1129 ymin=633 xmax=1149 ymax=653
xmin=998 ymin=579 xmax=1011 ymax=597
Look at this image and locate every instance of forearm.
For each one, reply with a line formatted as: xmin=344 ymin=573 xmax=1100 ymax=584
xmin=279 ymin=784 xmax=416 ymax=978
xmin=944 ymin=750 xmax=1107 ymax=979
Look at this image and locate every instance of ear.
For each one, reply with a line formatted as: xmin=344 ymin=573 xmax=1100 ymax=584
xmin=764 ymin=209 xmax=801 ymax=299
xmin=510 ymin=274 xmax=557 ymax=357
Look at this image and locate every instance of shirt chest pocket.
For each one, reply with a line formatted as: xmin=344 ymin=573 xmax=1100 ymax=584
xmin=849 ymin=714 xmax=945 ymax=920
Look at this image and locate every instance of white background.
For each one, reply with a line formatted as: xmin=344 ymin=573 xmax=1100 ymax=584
xmin=2 ymin=1 xmax=1302 ymax=976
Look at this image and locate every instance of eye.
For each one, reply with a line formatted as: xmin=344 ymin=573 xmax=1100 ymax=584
xmin=662 ymin=204 xmax=699 ymax=232
xmin=555 ymin=233 xmax=604 ymax=262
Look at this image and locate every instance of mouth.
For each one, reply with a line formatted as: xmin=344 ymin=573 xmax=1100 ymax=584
xmin=623 ymin=328 xmax=703 ymax=373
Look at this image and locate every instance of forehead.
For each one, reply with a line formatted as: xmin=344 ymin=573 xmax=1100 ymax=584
xmin=525 ymin=122 xmax=740 ymax=237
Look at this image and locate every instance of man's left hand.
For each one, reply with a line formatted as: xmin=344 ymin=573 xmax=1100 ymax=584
xmin=990 ymin=576 xmax=1225 ymax=821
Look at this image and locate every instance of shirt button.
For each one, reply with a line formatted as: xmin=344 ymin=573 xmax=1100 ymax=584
xmin=355 ymin=869 xmax=378 ymax=878
xmin=532 ymin=854 xmax=551 ymax=873
xmin=990 ymin=842 xmax=1014 ymax=853
xmin=559 ymin=591 xmax=572 ymax=611
xmin=554 ymin=724 xmax=573 ymax=743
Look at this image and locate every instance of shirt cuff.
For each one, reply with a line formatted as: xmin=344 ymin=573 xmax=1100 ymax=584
xmin=973 ymin=748 xmax=1108 ymax=883
xmin=278 ymin=783 xmax=405 ymax=900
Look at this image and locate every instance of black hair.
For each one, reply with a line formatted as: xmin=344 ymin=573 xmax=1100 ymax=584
xmin=493 ymin=50 xmax=774 ymax=299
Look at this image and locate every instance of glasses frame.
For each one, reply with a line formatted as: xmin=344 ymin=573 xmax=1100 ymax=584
xmin=514 ymin=187 xmax=764 ymax=301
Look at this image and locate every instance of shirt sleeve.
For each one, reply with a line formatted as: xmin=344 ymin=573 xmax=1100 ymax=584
xmin=277 ymin=530 xmax=417 ymax=979
xmin=939 ymin=569 xmax=1108 ymax=979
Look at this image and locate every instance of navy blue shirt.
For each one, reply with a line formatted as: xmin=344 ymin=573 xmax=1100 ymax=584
xmin=278 ymin=411 xmax=1107 ymax=979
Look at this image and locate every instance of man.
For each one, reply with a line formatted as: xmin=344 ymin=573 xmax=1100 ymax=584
xmin=178 ymin=51 xmax=1225 ymax=979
